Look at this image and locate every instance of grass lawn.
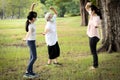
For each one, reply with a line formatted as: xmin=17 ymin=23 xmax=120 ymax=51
xmin=0 ymin=16 xmax=120 ymax=80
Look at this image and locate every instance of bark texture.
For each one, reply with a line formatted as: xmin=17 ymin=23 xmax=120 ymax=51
xmin=98 ymin=0 xmax=120 ymax=53
xmin=80 ymin=0 xmax=88 ymax=26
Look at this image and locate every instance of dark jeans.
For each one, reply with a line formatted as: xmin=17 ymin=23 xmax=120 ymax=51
xmin=89 ymin=37 xmax=100 ymax=68
xmin=27 ymin=40 xmax=37 ymax=74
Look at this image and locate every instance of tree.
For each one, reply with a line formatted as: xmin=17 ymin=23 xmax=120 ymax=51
xmin=55 ymin=0 xmax=80 ymax=17
xmin=80 ymin=0 xmax=88 ymax=26
xmin=40 ymin=0 xmax=66 ymax=17
xmin=0 ymin=0 xmax=6 ymax=19
xmin=98 ymin=0 xmax=120 ymax=53
xmin=40 ymin=0 xmax=80 ymax=17
xmin=96 ymin=0 xmax=106 ymax=43
xmin=56 ymin=3 xmax=66 ymax=17
xmin=66 ymin=0 xmax=80 ymax=16
xmin=0 ymin=0 xmax=35 ymax=19
xmin=40 ymin=0 xmax=46 ymax=5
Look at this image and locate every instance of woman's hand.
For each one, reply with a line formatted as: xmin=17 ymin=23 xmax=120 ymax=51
xmin=32 ymin=3 xmax=36 ymax=6
xmin=50 ymin=6 xmax=55 ymax=10
xmin=50 ymin=6 xmax=58 ymax=15
xmin=86 ymin=2 xmax=92 ymax=6
xmin=30 ymin=3 xmax=36 ymax=11
xmin=85 ymin=2 xmax=92 ymax=12
xmin=40 ymin=32 xmax=45 ymax=35
xmin=22 ymin=38 xmax=27 ymax=41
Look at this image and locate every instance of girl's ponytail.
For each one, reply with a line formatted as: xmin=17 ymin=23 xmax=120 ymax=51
xmin=97 ymin=9 xmax=102 ymax=20
xmin=25 ymin=11 xmax=37 ymax=32
xmin=26 ymin=19 xmax=29 ymax=32
xmin=90 ymin=5 xmax=102 ymax=20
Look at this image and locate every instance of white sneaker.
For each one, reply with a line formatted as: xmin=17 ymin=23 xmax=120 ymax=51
xmin=89 ymin=66 xmax=96 ymax=70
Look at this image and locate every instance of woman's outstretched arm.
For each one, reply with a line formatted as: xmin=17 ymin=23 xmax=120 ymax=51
xmin=30 ymin=3 xmax=36 ymax=11
xmin=50 ymin=6 xmax=58 ymax=15
xmin=85 ymin=2 xmax=92 ymax=12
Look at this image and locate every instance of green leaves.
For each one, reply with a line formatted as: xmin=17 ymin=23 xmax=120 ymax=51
xmin=40 ymin=0 xmax=80 ymax=17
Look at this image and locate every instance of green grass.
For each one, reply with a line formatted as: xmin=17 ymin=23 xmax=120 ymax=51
xmin=0 ymin=16 xmax=120 ymax=80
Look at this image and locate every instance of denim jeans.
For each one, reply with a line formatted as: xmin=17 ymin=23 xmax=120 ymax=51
xmin=89 ymin=37 xmax=100 ymax=68
xmin=27 ymin=40 xmax=37 ymax=74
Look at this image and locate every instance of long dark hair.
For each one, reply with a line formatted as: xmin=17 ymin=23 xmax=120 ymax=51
xmin=90 ymin=5 xmax=102 ymax=19
xmin=26 ymin=11 xmax=37 ymax=32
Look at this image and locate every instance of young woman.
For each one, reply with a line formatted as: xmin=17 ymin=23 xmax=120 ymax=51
xmin=23 ymin=3 xmax=38 ymax=78
xmin=42 ymin=7 xmax=61 ymax=65
xmin=85 ymin=2 xmax=102 ymax=70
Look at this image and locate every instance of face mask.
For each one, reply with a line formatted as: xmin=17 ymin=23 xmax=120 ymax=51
xmin=50 ymin=17 xmax=55 ymax=22
xmin=36 ymin=17 xmax=38 ymax=21
xmin=89 ymin=10 xmax=92 ymax=15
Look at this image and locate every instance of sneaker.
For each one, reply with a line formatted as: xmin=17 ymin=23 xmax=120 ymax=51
xmin=89 ymin=66 xmax=96 ymax=70
xmin=23 ymin=73 xmax=29 ymax=78
xmin=29 ymin=73 xmax=39 ymax=78
xmin=23 ymin=73 xmax=39 ymax=79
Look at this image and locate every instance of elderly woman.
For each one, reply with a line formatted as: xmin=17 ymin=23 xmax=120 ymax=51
xmin=42 ymin=7 xmax=61 ymax=65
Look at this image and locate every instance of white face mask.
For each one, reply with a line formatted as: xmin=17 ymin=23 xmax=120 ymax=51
xmin=36 ymin=17 xmax=38 ymax=21
xmin=89 ymin=10 xmax=92 ymax=15
xmin=50 ymin=16 xmax=55 ymax=22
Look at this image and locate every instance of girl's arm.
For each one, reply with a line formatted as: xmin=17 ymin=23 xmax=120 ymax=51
xmin=23 ymin=30 xmax=32 ymax=40
xmin=85 ymin=2 xmax=92 ymax=12
xmin=50 ymin=7 xmax=58 ymax=15
xmin=30 ymin=3 xmax=36 ymax=11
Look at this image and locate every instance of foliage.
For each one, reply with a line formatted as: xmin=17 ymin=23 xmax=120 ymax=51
xmin=0 ymin=0 xmax=80 ymax=19
xmin=0 ymin=0 xmax=45 ymax=19
xmin=66 ymin=1 xmax=80 ymax=16
xmin=40 ymin=0 xmax=80 ymax=17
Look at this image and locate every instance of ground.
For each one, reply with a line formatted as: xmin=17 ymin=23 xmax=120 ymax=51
xmin=0 ymin=16 xmax=120 ymax=80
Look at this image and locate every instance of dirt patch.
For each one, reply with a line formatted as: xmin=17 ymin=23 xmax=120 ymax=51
xmin=0 ymin=43 xmax=46 ymax=48
xmin=0 ymin=43 xmax=27 ymax=47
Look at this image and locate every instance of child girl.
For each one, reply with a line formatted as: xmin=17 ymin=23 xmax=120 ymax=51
xmin=23 ymin=3 xmax=38 ymax=78
xmin=85 ymin=2 xmax=102 ymax=70
xmin=42 ymin=7 xmax=61 ymax=65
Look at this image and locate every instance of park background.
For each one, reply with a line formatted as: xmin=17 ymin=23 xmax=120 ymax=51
xmin=0 ymin=0 xmax=120 ymax=80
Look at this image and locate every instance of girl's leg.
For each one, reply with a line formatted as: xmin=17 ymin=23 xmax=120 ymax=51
xmin=89 ymin=37 xmax=99 ymax=68
xmin=27 ymin=41 xmax=37 ymax=74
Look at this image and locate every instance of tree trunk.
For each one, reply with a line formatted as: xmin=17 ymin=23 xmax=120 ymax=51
xmin=80 ymin=0 xmax=88 ymax=26
xmin=0 ymin=10 xmax=4 ymax=19
xmin=12 ymin=10 xmax=14 ymax=19
xmin=58 ymin=6 xmax=66 ymax=17
xmin=98 ymin=0 xmax=120 ymax=53
xmin=1 ymin=0 xmax=5 ymax=19
xmin=18 ymin=7 xmax=21 ymax=19
xmin=96 ymin=0 xmax=107 ymax=43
